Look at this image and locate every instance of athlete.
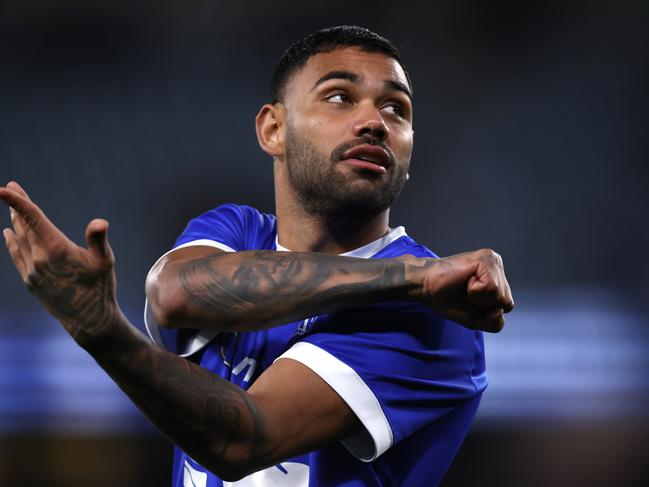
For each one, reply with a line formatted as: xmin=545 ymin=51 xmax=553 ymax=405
xmin=1 ymin=26 xmax=513 ymax=486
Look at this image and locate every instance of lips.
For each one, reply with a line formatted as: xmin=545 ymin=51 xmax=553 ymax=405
xmin=342 ymin=144 xmax=392 ymax=169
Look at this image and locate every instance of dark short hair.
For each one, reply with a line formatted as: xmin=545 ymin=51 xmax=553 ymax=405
xmin=270 ymin=25 xmax=411 ymax=103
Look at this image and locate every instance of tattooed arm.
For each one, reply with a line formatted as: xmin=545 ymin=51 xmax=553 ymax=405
xmin=148 ymin=246 xmax=417 ymax=332
xmin=146 ymin=236 xmax=514 ymax=334
xmin=0 ymin=182 xmax=359 ymax=480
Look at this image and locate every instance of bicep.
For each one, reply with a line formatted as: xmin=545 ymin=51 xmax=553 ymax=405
xmin=244 ymin=357 xmax=361 ymax=469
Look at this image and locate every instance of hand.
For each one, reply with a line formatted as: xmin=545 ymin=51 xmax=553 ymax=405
xmin=0 ymin=181 xmax=121 ymax=347
xmin=404 ymin=249 xmax=514 ymax=332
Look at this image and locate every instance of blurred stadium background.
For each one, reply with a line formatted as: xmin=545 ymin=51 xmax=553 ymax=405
xmin=1 ymin=1 xmax=648 ymax=485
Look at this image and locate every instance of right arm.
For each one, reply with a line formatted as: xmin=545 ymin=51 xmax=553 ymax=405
xmin=146 ymin=244 xmax=513 ymax=333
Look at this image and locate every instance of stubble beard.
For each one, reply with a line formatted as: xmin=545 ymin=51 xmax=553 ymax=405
xmin=284 ymin=123 xmax=409 ymax=216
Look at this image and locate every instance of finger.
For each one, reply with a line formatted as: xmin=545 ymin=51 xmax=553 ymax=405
xmin=444 ymin=295 xmax=506 ymax=332
xmin=492 ymin=254 xmax=514 ymax=313
xmin=502 ymin=283 xmax=514 ymax=313
xmin=498 ymin=266 xmax=514 ymax=313
xmin=9 ymin=207 xmax=34 ymax=271
xmin=467 ymin=272 xmax=498 ymax=295
xmin=466 ymin=273 xmax=501 ymax=310
xmin=7 ymin=181 xmax=32 ymax=200
xmin=444 ymin=301 xmax=483 ymax=329
xmin=5 ymin=181 xmax=36 ymax=250
xmin=0 ymin=187 xmax=60 ymax=244
xmin=467 ymin=259 xmax=513 ymax=312
xmin=473 ymin=308 xmax=505 ymax=333
xmin=3 ymin=228 xmax=28 ymax=280
xmin=85 ymin=218 xmax=114 ymax=269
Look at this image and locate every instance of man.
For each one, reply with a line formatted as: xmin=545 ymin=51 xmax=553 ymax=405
xmin=0 ymin=26 xmax=513 ymax=486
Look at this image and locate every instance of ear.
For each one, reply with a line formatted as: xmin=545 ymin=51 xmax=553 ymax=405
xmin=256 ymin=103 xmax=285 ymax=158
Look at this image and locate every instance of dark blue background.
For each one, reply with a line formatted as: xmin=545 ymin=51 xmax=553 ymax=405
xmin=1 ymin=1 xmax=647 ymax=486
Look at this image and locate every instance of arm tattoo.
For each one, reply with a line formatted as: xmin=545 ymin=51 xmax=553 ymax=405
xmin=94 ymin=337 xmax=270 ymax=476
xmin=27 ymin=257 xmax=118 ymax=346
xmin=178 ymin=250 xmax=415 ymax=330
xmin=24 ymin=256 xmax=266 ymax=475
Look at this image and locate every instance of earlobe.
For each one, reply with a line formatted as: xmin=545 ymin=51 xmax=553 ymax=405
xmin=255 ymin=103 xmax=285 ymax=158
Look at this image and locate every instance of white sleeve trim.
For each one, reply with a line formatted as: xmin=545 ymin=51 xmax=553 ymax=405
xmin=144 ymin=239 xmax=235 ymax=357
xmin=277 ymin=341 xmax=393 ymax=461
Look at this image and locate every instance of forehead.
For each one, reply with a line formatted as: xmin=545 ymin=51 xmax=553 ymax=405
xmin=289 ymin=47 xmax=410 ymax=94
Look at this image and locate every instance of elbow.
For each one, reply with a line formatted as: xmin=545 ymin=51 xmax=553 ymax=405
xmin=203 ymin=450 xmax=262 ymax=482
xmin=145 ymin=267 xmax=187 ymax=329
xmin=215 ymin=468 xmax=248 ymax=483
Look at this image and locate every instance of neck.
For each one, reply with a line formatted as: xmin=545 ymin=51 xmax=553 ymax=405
xmin=274 ymin=170 xmax=390 ymax=254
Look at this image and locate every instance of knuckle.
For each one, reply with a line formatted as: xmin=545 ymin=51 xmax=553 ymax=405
xmin=478 ymin=249 xmax=505 ymax=269
xmin=476 ymin=248 xmax=496 ymax=261
xmin=482 ymin=248 xmax=497 ymax=259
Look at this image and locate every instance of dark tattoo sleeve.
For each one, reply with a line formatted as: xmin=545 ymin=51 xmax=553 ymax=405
xmin=27 ymin=257 xmax=119 ymax=345
xmin=24 ymin=255 xmax=266 ymax=479
xmin=91 ymin=330 xmax=270 ymax=479
xmin=174 ymin=250 xmax=418 ymax=331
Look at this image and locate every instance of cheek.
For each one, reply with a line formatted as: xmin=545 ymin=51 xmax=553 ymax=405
xmin=393 ymin=127 xmax=414 ymax=160
xmin=290 ymin=104 xmax=329 ymax=131
xmin=295 ymin=116 xmax=342 ymax=156
xmin=290 ymin=110 xmax=322 ymax=139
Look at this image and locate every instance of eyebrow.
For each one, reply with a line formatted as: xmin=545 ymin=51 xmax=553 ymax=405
xmin=385 ymin=79 xmax=413 ymax=100
xmin=312 ymin=70 xmax=360 ymax=88
xmin=311 ymin=70 xmax=412 ymax=100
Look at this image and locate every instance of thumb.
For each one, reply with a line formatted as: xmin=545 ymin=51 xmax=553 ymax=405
xmin=85 ymin=218 xmax=114 ymax=267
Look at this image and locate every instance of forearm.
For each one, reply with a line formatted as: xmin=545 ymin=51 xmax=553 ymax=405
xmin=148 ymin=249 xmax=424 ymax=332
xmin=83 ymin=317 xmax=266 ymax=481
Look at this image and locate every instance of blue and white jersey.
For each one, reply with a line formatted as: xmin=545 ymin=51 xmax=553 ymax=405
xmin=145 ymin=204 xmax=487 ymax=487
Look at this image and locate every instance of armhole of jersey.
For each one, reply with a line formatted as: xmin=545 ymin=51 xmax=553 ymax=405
xmin=144 ymin=239 xmax=235 ymax=357
xmin=276 ymin=341 xmax=394 ymax=462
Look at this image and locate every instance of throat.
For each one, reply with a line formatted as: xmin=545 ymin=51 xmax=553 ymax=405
xmin=276 ymin=209 xmax=390 ymax=254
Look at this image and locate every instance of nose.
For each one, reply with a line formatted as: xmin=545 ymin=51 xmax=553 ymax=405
xmin=352 ymin=103 xmax=390 ymax=142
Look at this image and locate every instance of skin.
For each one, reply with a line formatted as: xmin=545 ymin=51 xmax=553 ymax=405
xmin=1 ymin=48 xmax=514 ymax=481
xmin=262 ymin=47 xmax=415 ymax=252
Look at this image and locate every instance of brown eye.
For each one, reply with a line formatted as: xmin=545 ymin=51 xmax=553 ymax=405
xmin=325 ymin=93 xmax=351 ymax=104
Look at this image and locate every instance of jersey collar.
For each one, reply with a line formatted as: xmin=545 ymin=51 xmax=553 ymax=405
xmin=275 ymin=226 xmax=406 ymax=259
